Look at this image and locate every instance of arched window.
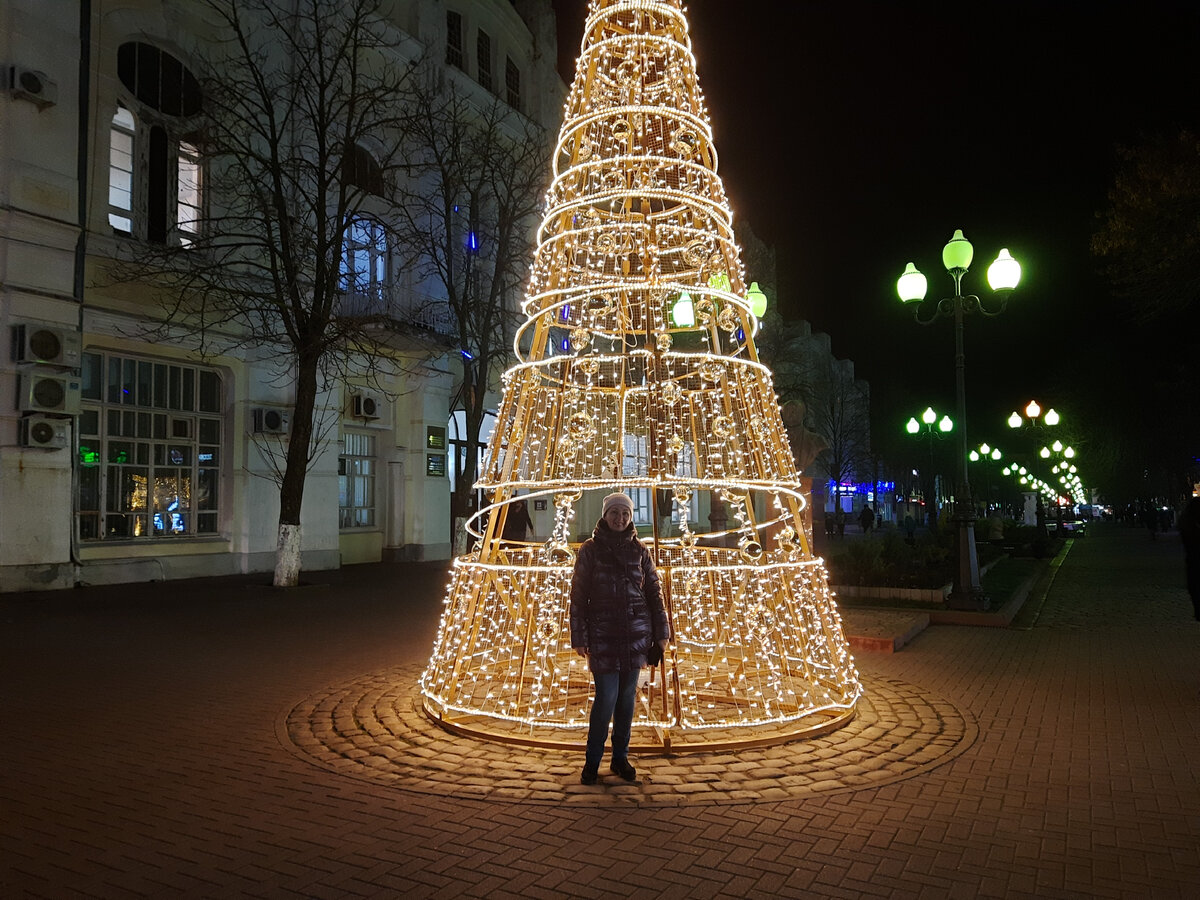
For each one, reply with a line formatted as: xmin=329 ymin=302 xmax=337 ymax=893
xmin=343 ymin=142 xmax=384 ymax=197
xmin=108 ymin=42 xmax=204 ymax=244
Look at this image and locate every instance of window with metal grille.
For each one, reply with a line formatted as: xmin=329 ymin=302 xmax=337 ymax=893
xmin=339 ymin=431 xmax=376 ymax=528
xmin=77 ymin=351 xmax=223 ymax=540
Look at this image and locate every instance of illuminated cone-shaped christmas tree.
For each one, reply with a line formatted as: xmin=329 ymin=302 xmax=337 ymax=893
xmin=421 ymin=0 xmax=861 ymax=751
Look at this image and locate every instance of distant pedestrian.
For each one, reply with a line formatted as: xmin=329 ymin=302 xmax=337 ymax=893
xmin=501 ymin=498 xmax=534 ymax=543
xmin=858 ymin=505 xmax=874 ymax=535
xmin=570 ymin=492 xmax=669 ymax=785
xmin=1179 ymin=497 xmax=1200 ymax=621
xmin=1142 ymin=503 xmax=1158 ymax=540
xmin=903 ymin=514 xmax=916 ymax=545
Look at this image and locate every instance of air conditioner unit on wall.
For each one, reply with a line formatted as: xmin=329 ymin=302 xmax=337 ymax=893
xmin=19 ymin=415 xmax=69 ymax=449
xmin=252 ymin=407 xmax=289 ymax=434
xmin=17 ymin=372 xmax=81 ymax=415
xmin=11 ymin=324 xmax=82 ymax=368
xmin=6 ymin=66 xmax=57 ymax=110
xmin=352 ymin=392 xmax=383 ymax=420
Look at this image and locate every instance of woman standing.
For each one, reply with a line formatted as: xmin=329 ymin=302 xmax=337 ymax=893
xmin=570 ymin=492 xmax=669 ymax=785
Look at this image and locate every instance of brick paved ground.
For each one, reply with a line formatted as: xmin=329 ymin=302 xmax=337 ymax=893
xmin=2 ymin=521 xmax=1198 ymax=898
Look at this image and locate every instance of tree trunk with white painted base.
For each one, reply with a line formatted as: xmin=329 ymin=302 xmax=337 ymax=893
xmin=274 ymin=523 xmax=302 ymax=588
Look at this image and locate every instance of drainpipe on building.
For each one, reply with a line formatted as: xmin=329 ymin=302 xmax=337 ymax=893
xmin=70 ymin=0 xmax=91 ymax=572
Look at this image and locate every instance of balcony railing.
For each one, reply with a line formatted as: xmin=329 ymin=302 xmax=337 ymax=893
xmin=338 ymin=285 xmax=456 ymax=338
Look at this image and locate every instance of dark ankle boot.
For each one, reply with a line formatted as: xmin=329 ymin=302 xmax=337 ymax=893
xmin=609 ymin=759 xmax=636 ymax=782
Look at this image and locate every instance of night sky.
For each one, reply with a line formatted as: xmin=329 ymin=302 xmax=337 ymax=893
xmin=549 ymin=0 xmax=1200 ymax=440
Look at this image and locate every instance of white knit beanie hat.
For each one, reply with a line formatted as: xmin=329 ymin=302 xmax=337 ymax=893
xmin=602 ymin=492 xmax=633 ymax=516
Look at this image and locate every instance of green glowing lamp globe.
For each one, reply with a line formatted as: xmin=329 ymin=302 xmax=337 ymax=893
xmin=746 ymin=282 xmax=768 ymax=317
xmin=906 ymin=417 xmax=920 ymax=434
xmin=1044 ymin=408 xmax=1060 ymax=426
xmin=897 ymin=263 xmax=927 ymax=303
xmin=1008 ymin=411 xmax=1022 ymax=429
xmin=942 ymin=229 xmax=974 ymax=272
xmin=922 ymin=406 xmax=937 ymax=425
xmin=938 ymin=415 xmax=954 ymax=433
xmin=671 ymin=291 xmax=695 ymax=327
xmin=987 ymin=248 xmax=1021 ymax=291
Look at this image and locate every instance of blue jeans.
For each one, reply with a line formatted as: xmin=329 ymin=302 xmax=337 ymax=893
xmin=585 ymin=669 xmax=639 ymax=768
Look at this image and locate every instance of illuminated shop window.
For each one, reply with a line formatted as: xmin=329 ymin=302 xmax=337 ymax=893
xmin=339 ymin=431 xmax=376 ymax=529
xmin=77 ymin=351 xmax=223 ymax=540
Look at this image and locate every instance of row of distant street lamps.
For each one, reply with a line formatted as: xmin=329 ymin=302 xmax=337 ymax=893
xmin=904 ymin=399 xmax=1086 ymax=512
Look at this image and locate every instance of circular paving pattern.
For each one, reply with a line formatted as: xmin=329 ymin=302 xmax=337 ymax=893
xmin=281 ymin=666 xmax=977 ymax=807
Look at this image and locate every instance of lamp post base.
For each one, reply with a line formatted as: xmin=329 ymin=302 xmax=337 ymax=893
xmin=947 ymin=586 xmax=990 ymax=611
xmin=948 ymin=511 xmax=990 ymax=611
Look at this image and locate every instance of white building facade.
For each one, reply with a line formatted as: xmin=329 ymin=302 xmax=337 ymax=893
xmin=0 ymin=0 xmax=564 ymax=591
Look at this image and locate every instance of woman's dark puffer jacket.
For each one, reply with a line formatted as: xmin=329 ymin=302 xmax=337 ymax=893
xmin=570 ymin=519 xmax=668 ymax=673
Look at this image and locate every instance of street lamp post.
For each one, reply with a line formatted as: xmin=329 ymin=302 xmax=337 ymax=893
xmin=968 ymin=443 xmax=1003 ymax=510
xmin=897 ymin=230 xmax=1021 ymax=610
xmin=905 ymin=406 xmax=954 ymax=531
xmin=1007 ymin=401 xmax=1063 ymax=534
